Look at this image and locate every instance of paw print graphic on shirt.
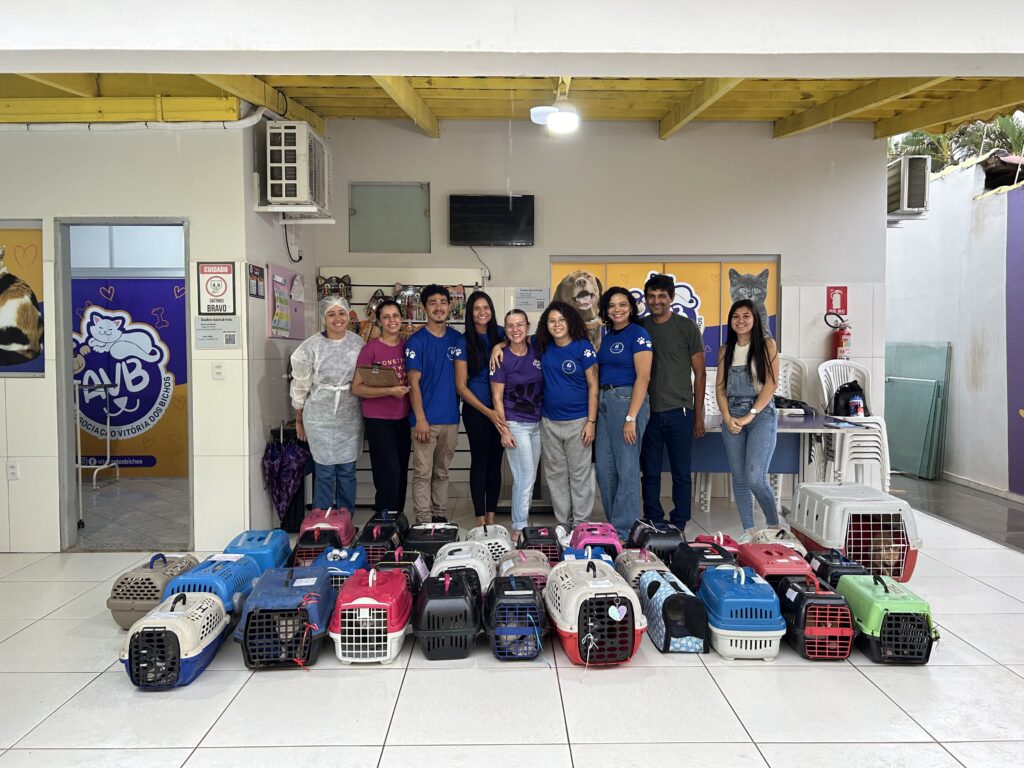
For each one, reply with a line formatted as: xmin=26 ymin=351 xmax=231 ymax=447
xmin=583 ymin=348 xmax=595 ymax=358
xmin=638 ymin=337 xmax=652 ymax=348
xmin=405 ymin=348 xmax=416 ymax=359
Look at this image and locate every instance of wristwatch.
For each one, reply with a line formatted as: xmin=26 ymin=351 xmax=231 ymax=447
xmin=749 ymin=407 xmax=759 ymax=415
xmin=625 ymin=414 xmax=636 ymax=423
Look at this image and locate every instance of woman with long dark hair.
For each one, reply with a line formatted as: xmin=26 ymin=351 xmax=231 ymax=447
xmin=716 ymin=299 xmax=781 ymax=537
xmin=594 ymin=287 xmax=653 ymax=539
xmin=455 ymin=290 xmax=506 ymax=526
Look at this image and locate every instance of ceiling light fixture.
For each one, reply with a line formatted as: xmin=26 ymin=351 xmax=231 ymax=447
xmin=530 ymin=77 xmax=579 ymax=134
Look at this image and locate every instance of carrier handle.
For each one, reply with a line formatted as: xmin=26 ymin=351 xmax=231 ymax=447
xmin=586 ymin=561 xmax=597 ymax=577
xmin=584 ymin=546 xmax=593 ymax=558
xmin=640 ymin=548 xmax=650 ymax=562
xmin=873 ymin=575 xmax=890 ymax=592
xmin=394 ymin=547 xmax=403 ymax=561
xmin=828 ymin=548 xmax=850 ymax=563
xmin=713 ymin=531 xmax=725 ymax=545
xmin=509 ymin=575 xmax=517 ymax=590
xmin=775 ymin=529 xmax=789 ymax=540
xmin=519 ymin=550 xmax=527 ymax=563
xmin=170 ymin=593 xmax=187 ymax=612
xmin=443 ymin=572 xmax=452 ymax=594
xmin=802 ymin=574 xmax=824 ymax=593
xmin=373 ymin=524 xmax=381 ymax=540
xmin=148 ymin=553 xmax=168 ymax=569
xmin=369 ymin=568 xmax=377 ymax=587
xmin=723 ymin=565 xmax=746 ymax=585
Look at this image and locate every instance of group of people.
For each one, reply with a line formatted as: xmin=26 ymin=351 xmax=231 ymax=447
xmin=290 ymin=274 xmax=782 ymax=542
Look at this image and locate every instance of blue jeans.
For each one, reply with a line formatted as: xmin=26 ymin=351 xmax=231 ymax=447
xmin=595 ymin=386 xmax=650 ymax=539
xmin=506 ymin=420 xmax=542 ymax=531
xmin=640 ymin=407 xmax=695 ymax=528
xmin=313 ymin=460 xmax=357 ymax=511
xmin=720 ymin=398 xmax=779 ymax=530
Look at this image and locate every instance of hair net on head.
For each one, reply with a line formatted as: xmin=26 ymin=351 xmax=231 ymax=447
xmin=319 ymin=294 xmax=350 ymax=318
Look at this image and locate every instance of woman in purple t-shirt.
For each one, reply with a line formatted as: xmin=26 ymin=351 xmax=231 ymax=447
xmin=352 ymin=299 xmax=412 ymax=515
xmin=490 ymin=309 xmax=544 ymax=541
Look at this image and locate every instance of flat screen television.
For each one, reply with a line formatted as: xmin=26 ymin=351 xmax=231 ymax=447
xmin=449 ymin=194 xmax=535 ymax=247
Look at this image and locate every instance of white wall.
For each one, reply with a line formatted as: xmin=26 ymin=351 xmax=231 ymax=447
xmin=318 ymin=119 xmax=888 ymax=410
xmin=886 ymin=164 xmax=1010 ymax=492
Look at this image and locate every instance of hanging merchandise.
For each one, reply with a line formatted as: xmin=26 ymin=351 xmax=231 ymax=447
xmin=261 ymin=427 xmax=311 ymax=525
xmin=107 ymin=553 xmax=201 ymax=630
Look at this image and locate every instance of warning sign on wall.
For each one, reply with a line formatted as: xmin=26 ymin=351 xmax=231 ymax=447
xmin=198 ymin=262 xmax=236 ymax=315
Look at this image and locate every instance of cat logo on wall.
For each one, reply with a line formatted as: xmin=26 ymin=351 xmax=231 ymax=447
xmin=631 ymin=270 xmax=705 ymax=334
xmin=73 ymin=307 xmax=174 ymax=440
xmin=728 ymin=268 xmax=771 ymax=334
xmin=0 ymin=244 xmax=44 ymax=366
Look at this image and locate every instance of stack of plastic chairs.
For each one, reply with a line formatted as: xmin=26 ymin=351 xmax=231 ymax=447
xmin=833 ymin=418 xmax=891 ymax=492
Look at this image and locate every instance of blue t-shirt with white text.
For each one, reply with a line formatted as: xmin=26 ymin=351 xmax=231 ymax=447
xmin=540 ymin=338 xmax=597 ymax=421
xmin=404 ymin=326 xmax=463 ymax=425
xmin=455 ymin=328 xmax=505 ymax=408
xmin=597 ymin=323 xmax=653 ymax=387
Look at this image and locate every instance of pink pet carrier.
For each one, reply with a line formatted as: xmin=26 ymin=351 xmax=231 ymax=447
xmin=329 ymin=569 xmax=412 ymax=664
xmin=300 ymin=508 xmax=356 ymax=546
xmin=568 ymin=522 xmax=623 ymax=557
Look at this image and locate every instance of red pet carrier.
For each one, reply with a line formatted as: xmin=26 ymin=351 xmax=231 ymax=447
xmin=329 ymin=569 xmax=412 ymax=664
xmin=693 ymin=531 xmax=740 ymax=555
xmin=776 ymin=574 xmax=854 ymax=660
xmin=737 ymin=544 xmax=814 ymax=586
xmin=300 ymin=507 xmax=356 ymax=547
xmin=291 ymin=509 xmax=356 ymax=567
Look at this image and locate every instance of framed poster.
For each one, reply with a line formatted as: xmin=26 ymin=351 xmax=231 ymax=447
xmin=0 ymin=229 xmax=45 ymax=377
xmin=197 ymin=262 xmax=236 ymax=315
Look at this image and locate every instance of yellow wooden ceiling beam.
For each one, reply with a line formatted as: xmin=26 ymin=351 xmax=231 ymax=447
xmin=773 ymin=77 xmax=949 ymax=138
xmin=371 ymin=76 xmax=439 ymax=138
xmin=0 ymin=96 xmax=240 ymax=123
xmin=659 ymin=78 xmax=744 ymax=139
xmin=17 ymin=73 xmax=99 ymax=98
xmin=874 ymin=79 xmax=1024 ymax=139
xmin=196 ymin=75 xmax=325 ymax=135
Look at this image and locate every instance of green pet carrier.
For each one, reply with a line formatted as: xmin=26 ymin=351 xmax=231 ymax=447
xmin=835 ymin=575 xmax=939 ymax=664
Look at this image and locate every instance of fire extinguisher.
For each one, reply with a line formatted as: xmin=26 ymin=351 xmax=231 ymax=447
xmin=824 ymin=312 xmax=852 ymax=360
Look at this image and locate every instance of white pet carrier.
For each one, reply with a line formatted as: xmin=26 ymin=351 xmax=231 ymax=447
xmin=614 ymin=548 xmax=668 ymax=595
xmin=497 ymin=548 xmax=552 ymax=593
xmin=429 ymin=540 xmax=497 ymax=596
xmin=747 ymin=527 xmax=809 ymax=556
xmin=464 ymin=524 xmax=514 ymax=563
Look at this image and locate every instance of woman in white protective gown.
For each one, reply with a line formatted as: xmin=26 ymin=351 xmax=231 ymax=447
xmin=291 ymin=295 xmax=365 ymax=511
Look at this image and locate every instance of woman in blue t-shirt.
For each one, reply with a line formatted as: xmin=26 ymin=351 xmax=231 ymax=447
xmin=455 ymin=290 xmax=507 ymax=527
xmin=595 ymin=287 xmax=653 ymax=539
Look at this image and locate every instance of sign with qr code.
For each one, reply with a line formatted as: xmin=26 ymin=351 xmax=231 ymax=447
xmin=194 ymin=316 xmax=241 ymax=349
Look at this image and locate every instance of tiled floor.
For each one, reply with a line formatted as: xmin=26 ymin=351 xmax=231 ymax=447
xmin=3 ymin=491 xmax=1024 ymax=766
xmin=74 ymin=477 xmax=190 ymax=551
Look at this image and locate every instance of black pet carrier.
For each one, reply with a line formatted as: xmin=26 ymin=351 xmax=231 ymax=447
xmin=403 ymin=522 xmax=461 ymax=566
xmin=635 ymin=524 xmax=687 ymax=563
xmin=776 ymin=574 xmax=854 ymax=661
xmin=518 ymin=526 xmax=562 ymax=566
xmin=357 ymin=522 xmax=403 ymax=567
xmin=374 ymin=547 xmax=429 ymax=597
xmin=805 ymin=549 xmax=869 ymax=589
xmin=413 ymin=571 xmax=482 ymax=661
xmin=670 ymin=541 xmax=736 ymax=591
xmin=484 ymin=576 xmax=547 ymax=661
xmin=290 ymin=527 xmax=345 ymax=568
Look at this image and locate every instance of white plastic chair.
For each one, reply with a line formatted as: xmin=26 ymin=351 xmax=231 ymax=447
xmin=818 ymin=359 xmax=872 ymax=414
xmin=692 ymin=369 xmax=720 ymax=515
xmin=833 ymin=417 xmax=891 ymax=492
xmin=777 ymin=354 xmax=807 ymax=402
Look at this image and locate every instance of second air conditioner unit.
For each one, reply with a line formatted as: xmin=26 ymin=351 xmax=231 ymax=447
xmin=887 ymin=155 xmax=930 ymax=216
xmin=265 ymin=121 xmax=332 ymax=217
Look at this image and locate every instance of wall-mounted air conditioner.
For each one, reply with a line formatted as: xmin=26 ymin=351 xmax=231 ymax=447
xmin=260 ymin=121 xmax=332 ymax=220
xmin=887 ymin=155 xmax=930 ymax=216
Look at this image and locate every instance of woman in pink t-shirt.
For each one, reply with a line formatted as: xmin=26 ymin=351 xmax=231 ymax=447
xmin=352 ymin=299 xmax=412 ymax=515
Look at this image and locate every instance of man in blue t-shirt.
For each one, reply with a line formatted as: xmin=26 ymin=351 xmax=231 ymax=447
xmin=404 ymin=284 xmax=464 ymax=523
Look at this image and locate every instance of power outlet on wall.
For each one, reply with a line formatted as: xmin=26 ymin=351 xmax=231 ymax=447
xmin=6 ymin=461 xmax=19 ymax=481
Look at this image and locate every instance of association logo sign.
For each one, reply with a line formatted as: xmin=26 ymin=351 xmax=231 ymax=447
xmin=73 ymin=307 xmax=174 ymax=440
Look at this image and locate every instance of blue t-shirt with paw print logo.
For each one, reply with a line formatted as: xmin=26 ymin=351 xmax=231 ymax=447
xmin=490 ymin=345 xmax=544 ymax=423
xmin=597 ymin=323 xmax=653 ymax=387
xmin=404 ymin=325 xmax=463 ymax=425
xmin=538 ymin=338 xmax=597 ymax=421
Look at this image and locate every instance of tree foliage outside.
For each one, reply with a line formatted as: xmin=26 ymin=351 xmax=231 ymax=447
xmin=887 ymin=112 xmax=1024 ymax=171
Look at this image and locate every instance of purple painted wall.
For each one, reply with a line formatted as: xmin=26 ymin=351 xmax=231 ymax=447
xmin=1007 ymin=187 xmax=1024 ymax=494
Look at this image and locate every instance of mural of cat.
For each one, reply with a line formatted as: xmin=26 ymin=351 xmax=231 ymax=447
xmin=0 ymin=244 xmax=44 ymax=365
xmin=85 ymin=313 xmax=163 ymax=363
xmin=728 ymin=268 xmax=772 ymax=335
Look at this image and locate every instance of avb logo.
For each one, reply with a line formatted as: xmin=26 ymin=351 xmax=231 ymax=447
xmin=561 ymin=360 xmax=577 ymax=375
xmin=73 ymin=307 xmax=174 ymax=440
xmin=609 ymin=341 xmax=625 ymax=354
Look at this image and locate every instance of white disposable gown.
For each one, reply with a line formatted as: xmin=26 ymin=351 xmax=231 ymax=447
xmin=290 ymin=331 xmax=365 ymax=465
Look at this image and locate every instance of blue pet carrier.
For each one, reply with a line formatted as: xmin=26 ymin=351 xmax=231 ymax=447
xmin=311 ymin=546 xmax=370 ymax=590
xmin=639 ymin=570 xmax=708 ymax=654
xmin=163 ymin=554 xmax=261 ymax=613
xmin=484 ymin=575 xmax=547 ymax=661
xmin=561 ymin=545 xmax=616 ymax=568
xmin=233 ymin=567 xmax=336 ymax=669
xmin=224 ymin=529 xmax=291 ymax=573
xmin=698 ymin=565 xmax=786 ymax=661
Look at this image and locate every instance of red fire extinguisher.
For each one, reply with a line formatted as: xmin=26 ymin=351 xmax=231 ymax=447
xmin=825 ymin=312 xmax=852 ymax=360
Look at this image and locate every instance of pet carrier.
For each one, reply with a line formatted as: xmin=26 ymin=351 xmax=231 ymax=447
xmin=233 ymin=567 xmax=336 ymax=669
xmin=638 ymin=570 xmax=708 ymax=654
xmin=670 ymin=541 xmax=736 ymax=591
xmin=626 ymin=519 xmax=655 ymax=549
xmin=835 ymin=575 xmax=939 ymax=664
xmin=747 ymin=527 xmax=808 ymax=556
xmin=329 ymin=568 xmax=412 ymax=664
xmin=805 ymin=549 xmax=868 ymax=589
xmin=311 ymin=546 xmax=370 ymax=590
xmin=518 ymin=526 xmax=562 ymax=567
xmin=120 ymin=593 xmax=229 ymax=689
xmin=484 ymin=575 xmax=547 ymax=661
xmin=368 ymin=508 xmax=410 ymax=537
xmin=464 ymin=524 xmax=514 ymax=563
xmin=223 ymin=529 xmax=291 ymax=573
xmin=107 ymin=553 xmax=201 ymax=630
xmin=413 ymin=571 xmax=482 ymax=660
xmin=776 ymin=574 xmax=854 ymax=660
xmin=693 ymin=531 xmax=740 ymax=555
xmin=404 ymin=522 xmax=461 ymax=565
xmin=497 ymin=549 xmax=553 ymax=593
xmin=568 ymin=522 xmax=623 ymax=557
xmin=614 ymin=549 xmax=668 ymax=594
xmin=562 ymin=545 xmax=616 ymax=568
xmin=374 ymin=547 xmax=429 ymax=597
xmin=429 ymin=541 xmax=496 ymax=597
xmin=163 ymin=554 xmax=261 ymax=613
xmin=356 ymin=521 xmax=403 ymax=567
xmin=635 ymin=524 xmax=687 ymax=563
xmin=737 ymin=544 xmax=814 ymax=585
xmin=786 ymin=484 xmax=921 ymax=581
xmin=544 ymin=560 xmax=646 ymax=666
xmin=698 ymin=565 xmax=786 ymax=661
xmin=291 ymin=527 xmax=344 ymax=568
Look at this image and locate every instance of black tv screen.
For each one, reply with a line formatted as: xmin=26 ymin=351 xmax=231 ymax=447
xmin=449 ymin=194 xmax=535 ymax=247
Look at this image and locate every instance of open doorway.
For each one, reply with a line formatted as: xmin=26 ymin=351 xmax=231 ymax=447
xmin=63 ymin=222 xmax=192 ymax=550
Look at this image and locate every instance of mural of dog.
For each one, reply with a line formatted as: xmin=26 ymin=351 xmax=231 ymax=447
xmin=553 ymin=269 xmax=604 ymax=347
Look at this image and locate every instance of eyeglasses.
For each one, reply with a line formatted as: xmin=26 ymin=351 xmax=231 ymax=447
xmin=548 ymin=318 xmax=567 ymax=326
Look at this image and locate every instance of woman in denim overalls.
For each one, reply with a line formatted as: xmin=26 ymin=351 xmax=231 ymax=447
xmin=715 ymin=299 xmax=781 ymax=537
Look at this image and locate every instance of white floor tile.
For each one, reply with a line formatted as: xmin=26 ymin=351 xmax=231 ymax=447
xmin=0 ymin=581 xmax=99 ymax=620
xmin=18 ymin=670 xmax=250 ymax=749
xmin=910 ymin=554 xmax=967 ymax=579
xmin=942 ymin=741 xmax=1024 ymax=768
xmin=1011 ymin=665 xmax=1024 ymax=680
xmin=914 ymin=516 xmax=1003 ymax=549
xmin=0 ymin=620 xmax=31 ymax=644
xmin=0 ymin=619 xmax=123 ymax=672
xmin=388 ymin=668 xmax=566 ymax=746
xmin=901 ymin=576 xmax=1024 ymax=614
xmin=0 ymin=748 xmax=191 ymax=767
xmin=560 ymin=666 xmax=748 ymax=743
xmin=709 ymin=667 xmax=931 ymax=743
xmin=42 ymin=581 xmax=117 ymax=621
xmin=933 ymin=614 xmax=1024 ymax=665
xmin=573 ymin=743 xmax=766 ymax=767
xmin=2 ymin=553 xmax=151 ymax=583
xmin=845 ymin=624 xmax=994 ymax=667
xmin=862 ymin=665 xmax=1024 ymax=741
xmin=976 ymin=576 xmax=1024 ymax=602
xmin=203 ymin=637 xmax=249 ymax=672
xmin=0 ymin=673 xmax=95 ymax=749
xmin=201 ymin=669 xmax=402 ymax=747
xmin=185 ymin=746 xmax=381 ymax=768
xmin=758 ymin=742 xmax=960 ymax=768
xmin=0 ymin=555 xmax=50 ymax=580
xmin=922 ymin=548 xmax=1024 ymax=578
xmin=380 ymin=745 xmax=573 ymax=768
xmin=406 ymin=637 xmax=554 ymax=669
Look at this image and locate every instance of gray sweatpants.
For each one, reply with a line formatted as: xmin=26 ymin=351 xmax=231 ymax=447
xmin=541 ymin=416 xmax=595 ymax=527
